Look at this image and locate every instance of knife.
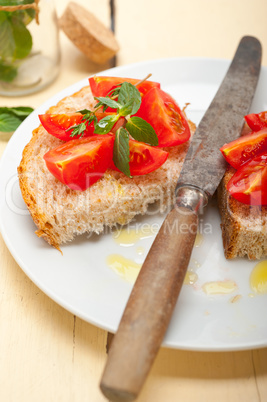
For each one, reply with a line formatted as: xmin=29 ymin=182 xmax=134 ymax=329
xmin=100 ymin=36 xmax=262 ymax=402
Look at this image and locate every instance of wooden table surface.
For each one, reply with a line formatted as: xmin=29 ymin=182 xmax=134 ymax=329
xmin=1 ymin=1 xmax=267 ymax=401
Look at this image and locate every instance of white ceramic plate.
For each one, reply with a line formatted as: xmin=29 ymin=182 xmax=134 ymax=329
xmin=1 ymin=58 xmax=267 ymax=351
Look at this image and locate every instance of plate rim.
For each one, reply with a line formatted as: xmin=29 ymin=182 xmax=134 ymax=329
xmin=1 ymin=56 xmax=267 ymax=352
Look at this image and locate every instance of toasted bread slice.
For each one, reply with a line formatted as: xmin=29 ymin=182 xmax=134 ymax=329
xmin=18 ymin=85 xmax=195 ymax=250
xmin=217 ymin=131 xmax=267 ymax=260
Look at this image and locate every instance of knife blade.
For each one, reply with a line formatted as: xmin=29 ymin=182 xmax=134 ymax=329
xmin=176 ymin=35 xmax=261 ymax=199
xmin=100 ymin=36 xmax=262 ymax=402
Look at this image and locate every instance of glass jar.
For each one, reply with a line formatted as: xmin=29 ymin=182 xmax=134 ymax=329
xmin=0 ymin=0 xmax=60 ymax=96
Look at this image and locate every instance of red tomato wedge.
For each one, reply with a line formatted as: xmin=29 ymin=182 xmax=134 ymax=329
xmin=39 ymin=113 xmax=85 ymax=141
xmin=39 ymin=112 xmax=123 ymax=141
xmin=111 ymin=139 xmax=169 ymax=176
xmin=89 ymin=76 xmax=160 ymax=98
xmin=220 ymin=128 xmax=267 ymax=169
xmin=135 ymin=87 xmax=190 ymax=147
xmin=44 ymin=135 xmax=114 ymax=191
xmin=227 ymin=153 xmax=267 ymax=205
xmin=245 ymin=111 xmax=267 ymax=131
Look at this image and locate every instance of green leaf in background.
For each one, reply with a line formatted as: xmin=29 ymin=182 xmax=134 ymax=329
xmin=0 ymin=60 xmax=17 ymax=82
xmin=0 ymin=13 xmax=16 ymax=60
xmin=126 ymin=116 xmax=158 ymax=146
xmin=94 ymin=114 xmax=119 ymax=135
xmin=13 ymin=9 xmax=35 ymax=25
xmin=0 ymin=0 xmax=35 ymax=82
xmin=13 ymin=0 xmax=36 ymax=26
xmin=113 ymin=128 xmax=131 ymax=177
xmin=0 ymin=0 xmax=35 ymax=25
xmin=118 ymin=82 xmax=141 ymax=115
xmin=0 ymin=113 xmax=22 ymax=132
xmin=0 ymin=0 xmax=35 ymax=8
xmin=0 ymin=106 xmax=33 ymax=132
xmin=11 ymin=15 xmax=32 ymax=59
xmin=1 ymin=106 xmax=34 ymax=117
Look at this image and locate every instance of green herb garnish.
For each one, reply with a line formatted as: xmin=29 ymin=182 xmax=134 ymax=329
xmin=94 ymin=97 xmax=121 ymax=111
xmin=68 ymin=74 xmax=158 ymax=175
xmin=67 ymin=109 xmax=97 ymax=138
xmin=94 ymin=114 xmax=120 ymax=135
xmin=118 ymin=82 xmax=141 ymax=116
xmin=126 ymin=116 xmax=158 ymax=146
xmin=113 ymin=127 xmax=131 ymax=177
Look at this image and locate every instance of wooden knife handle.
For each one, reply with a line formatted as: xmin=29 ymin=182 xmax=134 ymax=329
xmin=100 ymin=205 xmax=198 ymax=402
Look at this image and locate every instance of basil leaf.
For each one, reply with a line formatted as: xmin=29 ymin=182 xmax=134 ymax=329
xmin=118 ymin=82 xmax=141 ymax=115
xmin=126 ymin=116 xmax=158 ymax=146
xmin=12 ymin=106 xmax=34 ymax=117
xmin=0 ymin=12 xmax=32 ymax=61
xmin=0 ymin=106 xmax=33 ymax=117
xmin=0 ymin=0 xmax=34 ymax=5
xmin=113 ymin=128 xmax=131 ymax=177
xmin=0 ymin=106 xmax=33 ymax=132
xmin=11 ymin=15 xmax=32 ymax=59
xmin=0 ymin=13 xmax=16 ymax=59
xmin=94 ymin=96 xmax=121 ymax=110
xmin=13 ymin=1 xmax=35 ymax=26
xmin=107 ymin=84 xmax=122 ymax=98
xmin=0 ymin=112 xmax=22 ymax=132
xmin=0 ymin=60 xmax=17 ymax=82
xmin=119 ymin=101 xmax=137 ymax=117
xmin=94 ymin=114 xmax=119 ymax=134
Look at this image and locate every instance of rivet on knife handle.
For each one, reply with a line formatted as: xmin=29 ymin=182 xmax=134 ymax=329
xmin=100 ymin=36 xmax=262 ymax=402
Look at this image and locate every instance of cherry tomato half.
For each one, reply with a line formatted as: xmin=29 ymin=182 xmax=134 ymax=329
xmin=39 ymin=112 xmax=123 ymax=141
xmin=227 ymin=153 xmax=267 ymax=205
xmin=245 ymin=111 xmax=267 ymax=131
xmin=220 ymin=128 xmax=267 ymax=169
xmin=135 ymin=87 xmax=191 ymax=147
xmin=89 ymin=76 xmax=160 ymax=98
xmin=44 ymin=135 xmax=114 ymax=191
xmin=111 ymin=139 xmax=169 ymax=176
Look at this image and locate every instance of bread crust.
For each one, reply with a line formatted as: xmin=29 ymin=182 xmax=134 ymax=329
xmin=18 ymin=85 xmax=195 ymax=249
xmin=217 ymin=167 xmax=267 ymax=260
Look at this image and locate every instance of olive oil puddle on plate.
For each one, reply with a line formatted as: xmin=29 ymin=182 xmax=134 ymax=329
xmin=201 ymin=260 xmax=267 ymax=298
xmin=112 ymin=225 xmax=159 ymax=247
xmin=107 ymin=226 xmax=267 ymax=300
xmin=202 ymin=280 xmax=237 ymax=295
xmin=106 ymin=254 xmax=142 ymax=283
xmin=184 ymin=271 xmax=198 ymax=285
xmin=250 ymin=260 xmax=267 ymax=295
xmin=107 ymin=227 xmax=203 ymax=283
xmin=107 ymin=225 xmax=157 ymax=282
